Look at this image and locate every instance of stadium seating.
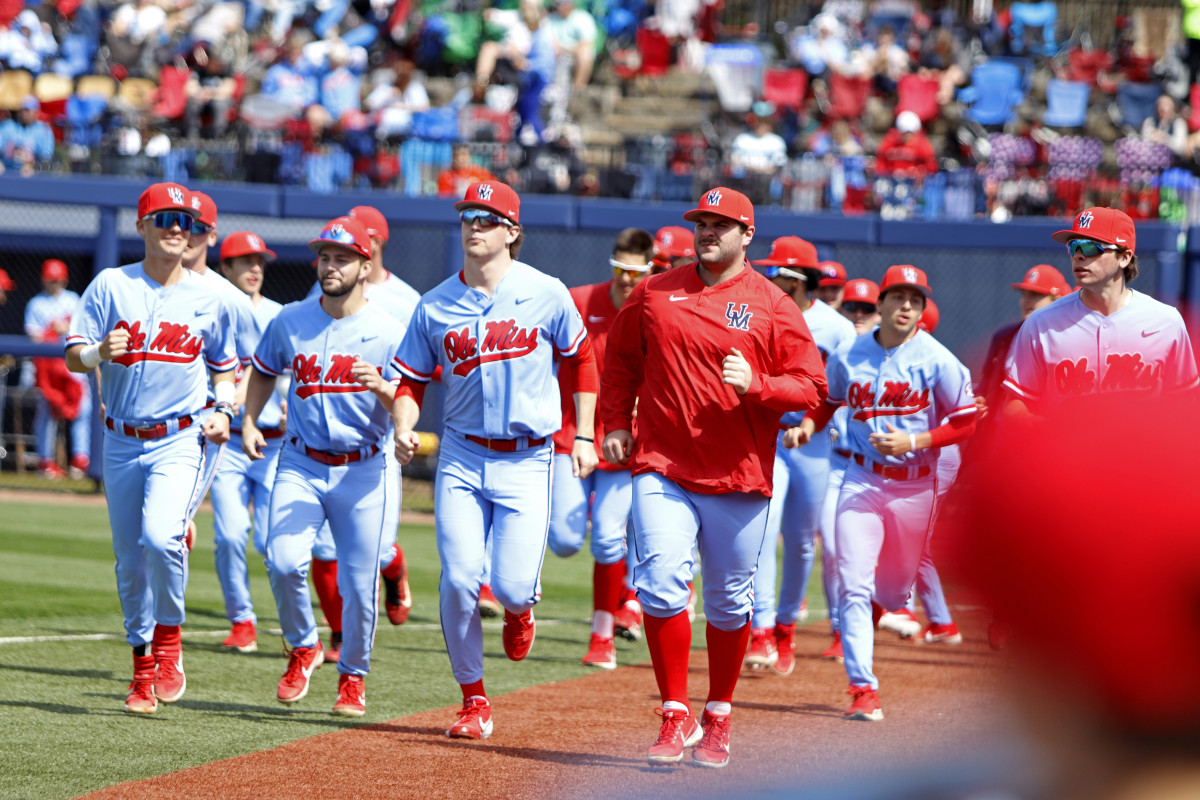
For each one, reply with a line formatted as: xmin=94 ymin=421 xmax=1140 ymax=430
xmin=958 ymin=61 xmax=1025 ymax=127
xmin=1042 ymin=79 xmax=1089 ymax=128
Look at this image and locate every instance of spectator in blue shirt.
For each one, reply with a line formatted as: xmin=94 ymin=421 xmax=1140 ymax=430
xmin=318 ymin=40 xmax=362 ymax=125
xmin=261 ymin=35 xmax=320 ymax=114
xmin=0 ymin=96 xmax=55 ymax=176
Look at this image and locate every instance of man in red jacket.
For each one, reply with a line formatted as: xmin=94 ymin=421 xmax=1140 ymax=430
xmin=601 ymin=187 xmax=827 ymax=769
xmin=875 ymin=110 xmax=938 ymax=178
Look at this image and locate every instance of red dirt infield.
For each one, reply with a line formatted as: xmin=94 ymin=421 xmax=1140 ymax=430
xmin=78 ymin=609 xmax=1019 ymax=800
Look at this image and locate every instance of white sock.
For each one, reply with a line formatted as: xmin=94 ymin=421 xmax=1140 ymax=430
xmin=662 ymin=700 xmax=689 ymax=714
xmin=705 ymin=701 xmax=731 ymax=717
xmin=591 ymin=610 xmax=614 ymax=637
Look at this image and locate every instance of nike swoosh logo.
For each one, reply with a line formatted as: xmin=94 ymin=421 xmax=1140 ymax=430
xmin=588 ymin=315 xmax=607 ymax=323
xmin=362 ymin=335 xmax=378 ymax=342
xmin=1142 ymin=329 xmax=1160 ymax=337
xmin=516 ymin=297 xmax=532 ymax=304
xmin=195 ymin=310 xmax=210 ymax=316
xmin=669 ymin=295 xmax=689 ymax=302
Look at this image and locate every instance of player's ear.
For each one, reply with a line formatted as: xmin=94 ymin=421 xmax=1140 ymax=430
xmin=742 ymin=224 xmax=754 ymax=249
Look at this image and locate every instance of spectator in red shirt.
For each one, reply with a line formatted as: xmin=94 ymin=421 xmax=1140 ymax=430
xmin=875 ymin=110 xmax=938 ymax=178
xmin=437 ymin=144 xmax=497 ymax=198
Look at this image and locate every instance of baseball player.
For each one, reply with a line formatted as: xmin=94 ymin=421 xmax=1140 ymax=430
xmin=550 ymin=227 xmax=655 ymax=670
xmin=206 ymin=231 xmax=284 ymax=654
xmin=745 ymin=236 xmax=854 ymax=677
xmin=390 ymin=181 xmax=598 ymax=740
xmin=815 ymin=261 xmax=847 ymax=309
xmin=305 ymin=205 xmax=416 ymax=639
xmin=1004 ymin=207 xmax=1199 ymax=414
xmin=65 ymin=181 xmax=238 ymax=714
xmin=26 ymin=258 xmax=90 ymax=478
xmin=650 ymin=226 xmax=696 ymax=274
xmin=802 ymin=265 xmax=976 ymax=721
xmin=601 ymin=187 xmax=827 ymax=768
xmin=243 ymin=216 xmax=406 ymax=717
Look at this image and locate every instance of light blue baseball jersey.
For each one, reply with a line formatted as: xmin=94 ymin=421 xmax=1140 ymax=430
xmin=25 ymin=290 xmax=80 ymax=339
xmin=66 ymin=263 xmax=238 ymax=422
xmin=252 ymin=296 xmax=405 ymax=453
xmin=825 ymin=329 xmax=975 ymax=470
xmin=196 ymin=267 xmax=259 ymax=364
xmin=392 ymin=261 xmax=587 ymax=439
xmin=243 ymin=296 xmax=285 ymax=429
xmin=306 ymin=271 xmax=420 ymax=324
xmin=780 ymin=299 xmax=856 ymax=428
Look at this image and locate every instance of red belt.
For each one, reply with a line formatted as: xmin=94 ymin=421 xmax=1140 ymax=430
xmin=106 ymin=415 xmax=193 ymax=440
xmin=465 ymin=434 xmax=546 ymax=452
xmin=294 ymin=438 xmax=379 ymax=466
xmin=834 ymin=448 xmax=851 ymax=459
xmin=853 ymin=453 xmax=931 ymax=481
xmin=231 ymin=427 xmax=284 ymax=439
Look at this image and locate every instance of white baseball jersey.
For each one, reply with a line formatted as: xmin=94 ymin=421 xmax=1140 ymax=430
xmin=825 ymin=329 xmax=975 ymax=470
xmin=25 ymin=289 xmax=80 ymax=339
xmin=307 ymin=271 xmax=420 ymax=324
xmin=1004 ymin=290 xmax=1199 ymax=408
xmin=252 ymin=296 xmax=405 ymax=452
xmin=780 ymin=299 xmax=855 ymax=428
xmin=392 ymin=261 xmax=587 ymax=439
xmin=66 ymin=264 xmax=238 ymax=422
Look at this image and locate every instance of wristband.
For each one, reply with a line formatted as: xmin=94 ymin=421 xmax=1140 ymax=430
xmin=79 ymin=343 xmax=102 ymax=369
xmin=909 ymin=433 xmax=917 ymax=452
xmin=575 ymin=436 xmax=594 ymax=443
xmin=214 ymin=380 xmax=235 ymax=405
xmin=214 ymin=402 xmax=235 ymax=421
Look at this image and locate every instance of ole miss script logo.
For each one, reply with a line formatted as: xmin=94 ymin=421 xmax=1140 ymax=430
xmin=1054 ymin=354 xmax=1162 ymax=394
xmin=443 ymin=319 xmax=538 ymax=376
xmin=292 ymin=353 xmax=372 ymax=398
xmin=111 ymin=320 xmax=202 ymax=365
xmin=846 ymin=380 xmax=931 ymax=421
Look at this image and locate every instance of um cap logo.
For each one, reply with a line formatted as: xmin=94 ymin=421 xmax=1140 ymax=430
xmin=169 ymin=187 xmax=185 ymax=205
xmin=477 ymin=184 xmax=494 ymax=201
xmin=706 ymin=189 xmax=723 ymax=206
xmin=1078 ymin=211 xmax=1093 ymax=229
xmin=856 ymin=284 xmax=869 ymax=297
xmin=1028 ymin=268 xmax=1039 ymax=282
xmin=248 ymin=234 xmax=260 ymax=249
xmin=903 ymin=267 xmax=918 ymax=284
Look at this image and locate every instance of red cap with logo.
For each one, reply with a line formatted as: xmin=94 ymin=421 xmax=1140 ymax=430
xmin=880 ymin=264 xmax=932 ymax=298
xmin=917 ymin=297 xmax=939 ymax=334
xmin=1051 ymin=207 xmax=1136 ymax=253
xmin=683 ymin=187 xmax=754 ymax=227
xmin=817 ymin=261 xmax=847 ymax=287
xmin=221 ymin=231 xmax=276 ymax=262
xmin=190 ymin=190 xmax=217 ymax=227
xmin=42 ymin=259 xmax=68 ymax=282
xmin=842 ymin=278 xmax=879 ymax=305
xmin=654 ymin=226 xmax=695 ymax=259
xmin=754 ymin=236 xmax=819 ymax=268
xmin=309 ymin=216 xmax=372 ymax=260
xmin=138 ymin=182 xmax=193 ymax=218
xmin=455 ymin=181 xmax=521 ymax=224
xmin=350 ymin=205 xmax=389 ymax=242
xmin=0 ymin=268 xmax=15 ymax=291
xmin=1012 ymin=264 xmax=1070 ymax=296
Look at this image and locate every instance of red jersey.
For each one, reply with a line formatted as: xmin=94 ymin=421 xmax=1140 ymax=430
xmin=600 ymin=262 xmax=827 ymax=496
xmin=555 ymin=281 xmax=626 ymax=470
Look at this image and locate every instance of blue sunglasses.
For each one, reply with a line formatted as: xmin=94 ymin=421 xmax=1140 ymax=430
xmin=460 ymin=208 xmax=512 ymax=228
xmin=143 ymin=211 xmax=194 ymax=232
xmin=1066 ymin=239 xmax=1118 ymax=258
xmin=317 ymin=227 xmax=359 ymax=246
xmin=191 ymin=221 xmax=213 ymax=236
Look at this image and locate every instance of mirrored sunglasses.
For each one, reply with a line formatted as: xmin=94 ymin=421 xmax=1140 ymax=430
xmin=318 ymin=227 xmax=359 ymax=246
xmin=760 ymin=265 xmax=783 ymax=279
xmin=143 ymin=211 xmax=194 ymax=232
xmin=842 ymin=301 xmax=877 ymax=315
xmin=460 ymin=208 xmax=512 ymax=228
xmin=609 ymin=258 xmax=650 ymax=278
xmin=191 ymin=221 xmax=213 ymax=237
xmin=1066 ymin=239 xmax=1117 ymax=258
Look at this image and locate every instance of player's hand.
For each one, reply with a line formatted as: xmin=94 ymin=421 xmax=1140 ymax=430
xmin=394 ymin=427 xmax=421 ymax=465
xmin=278 ymin=399 xmax=288 ymax=433
xmin=721 ymin=347 xmax=752 ymax=395
xmin=602 ymin=430 xmax=634 ymax=466
xmin=100 ymin=328 xmax=131 ymax=360
xmin=783 ymin=424 xmax=812 ymax=449
xmin=352 ymin=359 xmax=386 ymax=393
xmin=974 ymin=395 xmax=988 ymax=421
xmin=868 ymin=422 xmax=912 ymax=456
xmin=241 ymin=425 xmax=266 ymax=460
xmin=203 ymin=410 xmax=231 ymax=445
xmin=571 ymin=438 xmax=599 ymax=479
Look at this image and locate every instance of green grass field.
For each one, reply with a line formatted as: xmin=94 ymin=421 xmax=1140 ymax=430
xmin=0 ymin=496 xmax=829 ymax=800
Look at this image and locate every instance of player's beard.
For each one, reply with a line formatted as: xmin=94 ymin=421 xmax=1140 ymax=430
xmin=321 ymin=274 xmax=355 ymax=297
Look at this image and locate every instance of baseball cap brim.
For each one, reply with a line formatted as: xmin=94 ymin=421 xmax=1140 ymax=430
xmin=1011 ymin=280 xmax=1062 ymax=294
xmin=881 ymin=282 xmax=932 ymax=298
xmin=683 ymin=208 xmax=748 ymax=224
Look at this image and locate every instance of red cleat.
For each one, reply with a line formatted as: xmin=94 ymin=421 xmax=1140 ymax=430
xmin=125 ymin=653 xmax=157 ymax=714
xmin=821 ymin=631 xmax=844 ymax=662
xmin=152 ymin=625 xmax=186 ymax=704
xmin=381 ymin=544 xmax=411 ymax=625
xmin=614 ymin=595 xmax=643 ymax=641
xmin=772 ymin=622 xmax=795 ymax=676
xmin=845 ymin=684 xmax=884 ymax=721
xmin=332 ymin=674 xmax=366 ymax=717
xmin=502 ymin=609 xmax=535 ymax=661
xmin=221 ymin=620 xmax=257 ymax=653
xmin=692 ymin=710 xmax=731 ymax=768
xmin=581 ymin=633 xmax=616 ymax=669
xmin=478 ymin=584 xmax=502 ymax=618
xmin=277 ymin=642 xmax=324 ymax=705
xmin=743 ymin=626 xmax=777 ymax=669
xmin=647 ymin=708 xmax=701 ymax=765
xmin=919 ymin=622 xmax=963 ymax=645
xmin=447 ymin=696 xmax=492 ymax=739
xmin=325 ymin=631 xmax=342 ymax=664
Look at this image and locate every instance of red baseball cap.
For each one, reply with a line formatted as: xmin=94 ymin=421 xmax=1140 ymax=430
xmin=683 ymin=187 xmax=754 ymax=227
xmin=1012 ymin=264 xmax=1070 ymax=296
xmin=190 ymin=190 xmax=217 ymax=227
xmin=879 ymin=264 xmax=932 ymax=298
xmin=1051 ymin=207 xmax=1136 ymax=253
xmin=221 ymin=231 xmax=276 ymax=262
xmin=917 ymin=297 xmax=939 ymax=333
xmin=754 ymin=236 xmax=819 ymax=268
xmin=42 ymin=259 xmax=68 ymax=282
xmin=654 ymin=226 xmax=695 ymax=259
xmin=455 ymin=181 xmax=520 ymax=224
xmin=349 ymin=205 xmax=389 ymax=242
xmin=842 ymin=278 xmax=879 ymax=305
xmin=0 ymin=268 xmax=15 ymax=291
xmin=309 ymin=216 xmax=372 ymax=260
xmin=138 ymin=182 xmax=193 ymax=218
xmin=817 ymin=261 xmax=847 ymax=287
